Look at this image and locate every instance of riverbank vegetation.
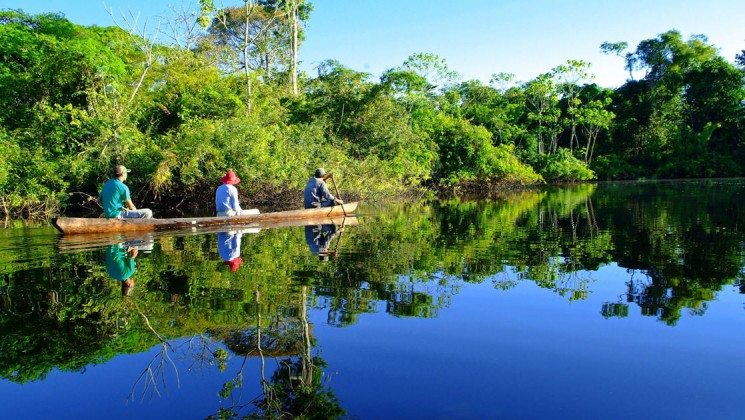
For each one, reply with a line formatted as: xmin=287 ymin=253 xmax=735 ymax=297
xmin=1 ymin=4 xmax=743 ymax=216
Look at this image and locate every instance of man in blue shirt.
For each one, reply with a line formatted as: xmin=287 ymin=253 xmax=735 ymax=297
xmin=100 ymin=165 xmax=153 ymax=219
xmin=303 ymin=168 xmax=344 ymax=209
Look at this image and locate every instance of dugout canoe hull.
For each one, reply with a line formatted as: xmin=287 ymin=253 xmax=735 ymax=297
xmin=52 ymin=202 xmax=358 ymax=234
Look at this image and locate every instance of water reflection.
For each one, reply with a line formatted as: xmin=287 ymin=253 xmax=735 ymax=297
xmin=104 ymin=244 xmax=138 ymax=296
xmin=103 ymin=238 xmax=154 ymax=296
xmin=0 ymin=180 xmax=744 ymax=418
xmin=217 ymin=231 xmax=244 ymax=272
xmin=216 ymin=227 xmax=263 ymax=272
xmin=210 ymin=285 xmax=344 ymax=418
xmin=304 ymin=223 xmax=343 ymax=260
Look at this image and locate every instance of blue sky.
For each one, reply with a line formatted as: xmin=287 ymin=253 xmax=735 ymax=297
xmin=5 ymin=0 xmax=745 ymax=87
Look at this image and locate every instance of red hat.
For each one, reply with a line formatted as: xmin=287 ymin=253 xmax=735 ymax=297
xmin=224 ymin=257 xmax=243 ymax=272
xmin=221 ymin=171 xmax=241 ymax=185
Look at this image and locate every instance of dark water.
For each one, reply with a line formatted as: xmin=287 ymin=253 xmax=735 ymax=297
xmin=1 ymin=180 xmax=744 ymax=419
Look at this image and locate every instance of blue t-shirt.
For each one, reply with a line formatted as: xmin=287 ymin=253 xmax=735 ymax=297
xmin=100 ymin=178 xmax=130 ymax=219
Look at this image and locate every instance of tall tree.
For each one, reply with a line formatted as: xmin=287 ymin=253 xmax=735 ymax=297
xmin=397 ymin=53 xmax=460 ymax=99
xmin=610 ymin=30 xmax=733 ymax=175
xmin=287 ymin=0 xmax=301 ymax=95
xmin=524 ymin=73 xmax=561 ymax=154
xmin=552 ymin=60 xmax=593 ymax=152
xmin=577 ymin=97 xmax=615 ymax=164
xmin=259 ymin=0 xmax=313 ymax=95
xmin=600 ymin=41 xmax=637 ymax=81
xmin=203 ymin=1 xmax=281 ymax=114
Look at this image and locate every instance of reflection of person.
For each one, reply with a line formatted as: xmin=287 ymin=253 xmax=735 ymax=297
xmin=305 ymin=224 xmax=343 ymax=260
xmin=100 ymin=165 xmax=153 ymax=219
xmin=216 ymin=171 xmax=257 ymax=217
xmin=217 ymin=231 xmax=244 ymax=272
xmin=105 ymin=243 xmax=138 ymax=296
xmin=303 ymin=168 xmax=343 ymax=209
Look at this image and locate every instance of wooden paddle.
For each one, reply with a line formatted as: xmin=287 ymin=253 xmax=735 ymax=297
xmin=325 ymin=173 xmax=347 ymax=217
xmin=330 ymin=216 xmax=346 ymax=257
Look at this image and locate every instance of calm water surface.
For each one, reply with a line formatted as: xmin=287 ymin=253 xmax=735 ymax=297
xmin=1 ymin=180 xmax=744 ymax=419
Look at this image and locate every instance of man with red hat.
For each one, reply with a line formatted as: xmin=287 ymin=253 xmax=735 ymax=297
xmin=215 ymin=170 xmax=258 ymax=217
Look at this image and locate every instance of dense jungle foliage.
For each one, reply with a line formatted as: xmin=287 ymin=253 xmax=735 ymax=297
xmin=1 ymin=5 xmax=744 ymax=216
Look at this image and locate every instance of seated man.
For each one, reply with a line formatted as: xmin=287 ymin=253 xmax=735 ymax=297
xmin=303 ymin=168 xmax=344 ymax=209
xmin=215 ymin=171 xmax=259 ymax=217
xmin=100 ymin=165 xmax=153 ymax=219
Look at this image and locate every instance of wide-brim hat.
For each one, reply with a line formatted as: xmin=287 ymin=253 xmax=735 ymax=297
xmin=222 ymin=170 xmax=240 ymax=185
xmin=224 ymin=257 xmax=243 ymax=272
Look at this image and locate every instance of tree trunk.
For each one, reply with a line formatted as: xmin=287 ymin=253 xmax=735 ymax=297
xmin=243 ymin=6 xmax=252 ymax=114
xmin=290 ymin=4 xmax=298 ymax=96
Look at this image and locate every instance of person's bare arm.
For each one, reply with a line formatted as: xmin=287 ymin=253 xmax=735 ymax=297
xmin=125 ymin=199 xmax=136 ymax=210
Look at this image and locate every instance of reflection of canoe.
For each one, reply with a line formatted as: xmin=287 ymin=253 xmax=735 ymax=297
xmin=52 ymin=202 xmax=358 ymax=234
xmin=56 ymin=216 xmax=359 ymax=253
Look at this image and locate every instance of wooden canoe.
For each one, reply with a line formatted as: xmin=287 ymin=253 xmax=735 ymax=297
xmin=52 ymin=202 xmax=358 ymax=234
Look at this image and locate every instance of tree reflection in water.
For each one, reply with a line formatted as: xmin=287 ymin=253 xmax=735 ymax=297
xmin=208 ymin=285 xmax=345 ymax=419
xmin=127 ymin=308 xmax=180 ymax=402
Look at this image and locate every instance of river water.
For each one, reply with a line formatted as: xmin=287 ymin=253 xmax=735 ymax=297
xmin=1 ymin=179 xmax=744 ymax=418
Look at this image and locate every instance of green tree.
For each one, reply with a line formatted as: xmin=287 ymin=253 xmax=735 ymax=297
xmin=264 ymin=0 xmax=313 ymax=96
xmin=205 ymin=2 xmax=284 ymax=114
xmin=429 ymin=113 xmax=541 ymax=186
xmin=552 ymin=59 xmax=593 ymax=152
xmin=576 ymin=96 xmax=615 ymax=164
xmin=600 ymin=41 xmax=636 ymax=81
xmin=452 ymin=79 xmax=527 ymax=147
xmin=606 ymin=30 xmax=733 ymax=177
xmin=523 ymin=73 xmax=561 ymax=155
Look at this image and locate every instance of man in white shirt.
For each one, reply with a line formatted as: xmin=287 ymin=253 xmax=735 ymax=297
xmin=215 ymin=171 xmax=258 ymax=216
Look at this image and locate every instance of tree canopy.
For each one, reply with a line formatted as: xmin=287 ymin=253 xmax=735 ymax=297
xmin=1 ymin=10 xmax=743 ymax=216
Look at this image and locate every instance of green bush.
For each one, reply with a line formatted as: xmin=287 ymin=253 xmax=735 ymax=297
xmin=533 ymin=148 xmax=596 ymax=182
xmin=591 ymin=154 xmax=644 ymax=180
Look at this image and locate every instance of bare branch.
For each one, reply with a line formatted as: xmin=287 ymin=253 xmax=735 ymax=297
xmin=105 ymin=5 xmax=162 ymax=105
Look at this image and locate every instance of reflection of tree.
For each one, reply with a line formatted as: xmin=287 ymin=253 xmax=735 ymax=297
xmin=340 ymin=181 xmax=743 ymax=325
xmin=384 ymin=274 xmax=458 ymax=318
xmin=1 ymin=180 xmax=744 ymax=388
xmin=0 ymin=258 xmax=135 ymax=383
xmin=209 ymin=286 xmax=346 ymax=419
xmin=611 ymin=269 xmax=716 ymax=326
xmin=128 ymin=304 xmax=180 ymax=401
xmin=598 ymin=181 xmax=745 ymax=324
